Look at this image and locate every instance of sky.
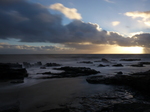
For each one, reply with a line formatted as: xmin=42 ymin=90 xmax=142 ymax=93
xmin=0 ymin=0 xmax=150 ymax=54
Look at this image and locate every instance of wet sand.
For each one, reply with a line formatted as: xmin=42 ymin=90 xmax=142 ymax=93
xmin=0 ymin=77 xmax=112 ymax=112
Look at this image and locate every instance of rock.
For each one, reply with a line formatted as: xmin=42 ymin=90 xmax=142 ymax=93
xmin=86 ymin=70 xmax=150 ymax=95
xmin=0 ymin=63 xmax=28 ymax=80
xmin=120 ymin=59 xmax=141 ymax=61
xmin=40 ymin=66 xmax=46 ymax=69
xmin=39 ymin=66 xmax=100 ymax=78
xmin=45 ymin=63 xmax=61 ymax=67
xmin=23 ymin=62 xmax=31 ymax=68
xmin=42 ymin=71 xmax=52 ymax=74
xmin=78 ymin=61 xmax=93 ymax=64
xmin=94 ymin=60 xmax=101 ymax=62
xmin=131 ymin=63 xmax=144 ymax=67
xmin=0 ymin=63 xmax=22 ymax=69
xmin=98 ymin=64 xmax=109 ymax=67
xmin=139 ymin=62 xmax=150 ymax=65
xmin=115 ymin=71 xmax=123 ymax=75
xmin=101 ymin=58 xmax=109 ymax=62
xmin=112 ymin=64 xmax=123 ymax=67
xmin=34 ymin=61 xmax=42 ymax=66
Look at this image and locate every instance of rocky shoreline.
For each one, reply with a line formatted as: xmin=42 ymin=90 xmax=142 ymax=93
xmin=1 ymin=59 xmax=150 ymax=112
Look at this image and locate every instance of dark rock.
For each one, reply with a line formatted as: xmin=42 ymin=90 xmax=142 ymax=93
xmin=115 ymin=71 xmax=123 ymax=75
xmin=131 ymin=63 xmax=144 ymax=67
xmin=101 ymin=58 xmax=109 ymax=62
xmin=94 ymin=60 xmax=101 ymax=62
xmin=86 ymin=70 xmax=150 ymax=95
xmin=98 ymin=64 xmax=109 ymax=67
xmin=45 ymin=63 xmax=61 ymax=67
xmin=0 ymin=63 xmax=28 ymax=80
xmin=139 ymin=62 xmax=150 ymax=65
xmin=23 ymin=62 xmax=31 ymax=68
xmin=0 ymin=63 xmax=22 ymax=69
xmin=112 ymin=64 xmax=123 ymax=67
xmin=78 ymin=61 xmax=93 ymax=64
xmin=42 ymin=72 xmax=52 ymax=74
xmin=39 ymin=66 xmax=100 ymax=78
xmin=40 ymin=66 xmax=46 ymax=69
xmin=34 ymin=61 xmax=42 ymax=66
xmin=120 ymin=59 xmax=141 ymax=61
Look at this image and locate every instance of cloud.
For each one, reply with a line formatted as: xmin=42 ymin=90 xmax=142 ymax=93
xmin=0 ymin=43 xmax=75 ymax=54
xmin=132 ymin=33 xmax=150 ymax=48
xmin=50 ymin=3 xmax=82 ymax=20
xmin=0 ymin=0 xmax=150 ymax=54
xmin=104 ymin=0 xmax=114 ymax=3
xmin=125 ymin=11 xmax=150 ymax=26
xmin=112 ymin=21 xmax=120 ymax=26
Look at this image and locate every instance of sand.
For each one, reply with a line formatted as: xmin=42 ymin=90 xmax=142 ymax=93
xmin=0 ymin=77 xmax=112 ymax=112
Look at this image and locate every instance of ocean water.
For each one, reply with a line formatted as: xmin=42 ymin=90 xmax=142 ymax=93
xmin=0 ymin=54 xmax=150 ymax=111
xmin=0 ymin=54 xmax=150 ymax=88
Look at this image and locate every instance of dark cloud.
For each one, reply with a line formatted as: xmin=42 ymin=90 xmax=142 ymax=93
xmin=0 ymin=0 xmax=150 ymax=49
xmin=132 ymin=33 xmax=150 ymax=47
xmin=0 ymin=0 xmax=66 ymax=42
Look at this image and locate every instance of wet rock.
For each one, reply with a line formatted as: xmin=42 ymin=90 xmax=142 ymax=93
xmin=120 ymin=59 xmax=141 ymax=61
xmin=78 ymin=61 xmax=93 ymax=64
xmin=94 ymin=60 xmax=101 ymax=62
xmin=115 ymin=71 xmax=123 ymax=75
xmin=0 ymin=63 xmax=22 ymax=69
xmin=45 ymin=63 xmax=61 ymax=67
xmin=40 ymin=66 xmax=46 ymax=69
xmin=34 ymin=61 xmax=42 ymax=66
xmin=112 ymin=64 xmax=123 ymax=67
xmin=98 ymin=64 xmax=109 ymax=67
xmin=131 ymin=63 xmax=144 ymax=67
xmin=23 ymin=62 xmax=31 ymax=68
xmin=101 ymin=58 xmax=109 ymax=62
xmin=139 ymin=62 xmax=150 ymax=65
xmin=41 ymin=71 xmax=52 ymax=74
xmin=39 ymin=66 xmax=100 ymax=78
xmin=86 ymin=70 xmax=150 ymax=95
xmin=0 ymin=63 xmax=28 ymax=80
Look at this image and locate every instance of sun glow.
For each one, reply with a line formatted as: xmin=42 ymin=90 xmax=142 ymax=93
xmin=121 ymin=46 xmax=143 ymax=54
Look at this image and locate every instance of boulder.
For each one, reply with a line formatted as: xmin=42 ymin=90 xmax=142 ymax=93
xmin=0 ymin=63 xmax=28 ymax=80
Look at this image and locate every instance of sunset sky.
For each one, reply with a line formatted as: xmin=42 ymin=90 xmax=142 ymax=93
xmin=0 ymin=0 xmax=150 ymax=54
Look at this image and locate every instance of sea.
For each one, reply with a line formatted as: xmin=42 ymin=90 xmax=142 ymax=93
xmin=0 ymin=54 xmax=150 ymax=111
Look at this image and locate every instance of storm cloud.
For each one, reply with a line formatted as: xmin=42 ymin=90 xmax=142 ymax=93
xmin=0 ymin=0 xmax=150 ymax=50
